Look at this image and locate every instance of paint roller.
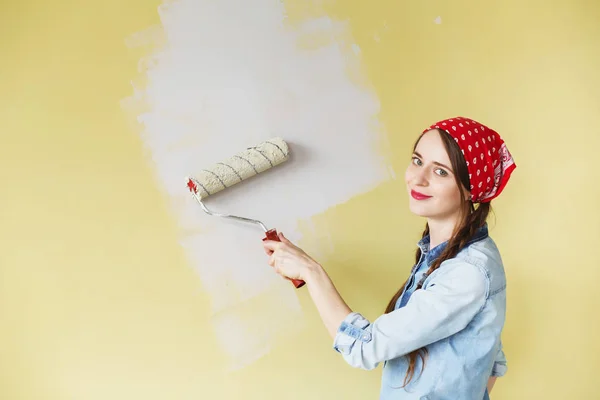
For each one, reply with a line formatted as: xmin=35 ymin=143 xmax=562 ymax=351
xmin=186 ymin=138 xmax=305 ymax=288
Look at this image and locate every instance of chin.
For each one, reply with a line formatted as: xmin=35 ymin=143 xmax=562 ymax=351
xmin=408 ymin=201 xmax=435 ymax=218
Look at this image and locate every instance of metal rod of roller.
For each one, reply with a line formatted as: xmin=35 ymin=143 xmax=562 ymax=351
xmin=187 ymin=177 xmax=269 ymax=232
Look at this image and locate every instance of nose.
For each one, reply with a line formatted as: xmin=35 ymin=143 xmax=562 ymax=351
xmin=411 ymin=167 xmax=429 ymax=187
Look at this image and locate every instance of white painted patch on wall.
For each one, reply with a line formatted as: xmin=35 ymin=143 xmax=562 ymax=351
xmin=121 ymin=0 xmax=391 ymax=370
xmin=434 ymin=16 xmax=442 ymax=24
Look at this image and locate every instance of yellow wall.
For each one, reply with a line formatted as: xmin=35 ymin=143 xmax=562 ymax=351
xmin=1 ymin=0 xmax=598 ymax=398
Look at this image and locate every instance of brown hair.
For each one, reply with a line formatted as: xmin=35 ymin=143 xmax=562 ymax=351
xmin=384 ymin=129 xmax=491 ymax=387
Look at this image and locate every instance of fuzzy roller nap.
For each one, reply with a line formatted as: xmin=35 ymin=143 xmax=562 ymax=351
xmin=186 ymin=138 xmax=305 ymax=289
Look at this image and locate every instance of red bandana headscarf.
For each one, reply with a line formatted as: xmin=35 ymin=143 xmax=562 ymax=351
xmin=423 ymin=117 xmax=516 ymax=203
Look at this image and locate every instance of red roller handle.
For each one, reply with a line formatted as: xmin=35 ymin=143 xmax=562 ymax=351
xmin=262 ymin=229 xmax=306 ymax=288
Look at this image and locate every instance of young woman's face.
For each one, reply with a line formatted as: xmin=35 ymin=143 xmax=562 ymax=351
xmin=405 ymin=129 xmax=468 ymax=221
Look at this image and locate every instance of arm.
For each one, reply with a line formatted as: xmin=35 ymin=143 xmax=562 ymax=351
xmin=262 ymin=234 xmax=487 ymax=370
xmin=329 ymin=260 xmax=487 ymax=369
xmin=304 ymin=265 xmax=353 ymax=338
xmin=262 ymin=232 xmax=352 ymax=337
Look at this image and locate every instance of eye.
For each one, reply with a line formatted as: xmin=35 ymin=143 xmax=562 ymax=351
xmin=435 ymin=168 xmax=449 ymax=177
xmin=412 ymin=156 xmax=422 ymax=166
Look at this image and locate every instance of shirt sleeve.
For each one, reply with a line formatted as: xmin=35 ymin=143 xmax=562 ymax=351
xmin=332 ymin=259 xmax=488 ymax=370
xmin=491 ymin=341 xmax=507 ymax=377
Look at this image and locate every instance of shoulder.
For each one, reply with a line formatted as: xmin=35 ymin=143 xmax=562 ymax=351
xmin=431 ymin=235 xmax=506 ymax=298
xmin=462 ymin=236 xmax=504 ymax=266
xmin=459 ymin=236 xmax=506 ymax=281
xmin=462 ymin=235 xmax=507 ymax=295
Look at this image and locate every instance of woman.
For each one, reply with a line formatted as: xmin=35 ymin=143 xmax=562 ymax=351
xmin=263 ymin=117 xmax=516 ymax=399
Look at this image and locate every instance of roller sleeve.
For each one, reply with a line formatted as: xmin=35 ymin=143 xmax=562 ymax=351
xmin=192 ymin=138 xmax=289 ymax=199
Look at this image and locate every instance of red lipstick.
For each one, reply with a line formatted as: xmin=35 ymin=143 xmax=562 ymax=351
xmin=411 ymin=190 xmax=432 ymax=200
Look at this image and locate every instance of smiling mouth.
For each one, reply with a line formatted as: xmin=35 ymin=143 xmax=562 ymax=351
xmin=411 ymin=190 xmax=432 ymax=200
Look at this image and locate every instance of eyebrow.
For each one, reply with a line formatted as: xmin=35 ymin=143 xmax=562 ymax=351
xmin=413 ymin=151 xmax=453 ymax=172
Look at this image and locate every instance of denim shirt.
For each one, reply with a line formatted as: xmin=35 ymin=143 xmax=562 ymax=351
xmin=333 ymin=225 xmax=508 ymax=399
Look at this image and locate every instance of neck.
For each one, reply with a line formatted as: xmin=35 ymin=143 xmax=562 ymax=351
xmin=426 ymin=216 xmax=460 ymax=249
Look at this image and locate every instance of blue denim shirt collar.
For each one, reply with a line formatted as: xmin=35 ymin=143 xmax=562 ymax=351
xmin=417 ymin=224 xmax=489 ymax=265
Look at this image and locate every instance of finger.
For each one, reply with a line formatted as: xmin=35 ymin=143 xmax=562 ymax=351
xmin=262 ymin=243 xmax=274 ymax=255
xmin=278 ymin=233 xmax=298 ymax=249
xmin=262 ymin=240 xmax=280 ymax=251
xmin=274 ymin=266 xmax=288 ymax=279
xmin=278 ymin=231 xmax=291 ymax=244
xmin=278 ymin=232 xmax=301 ymax=252
xmin=268 ymin=253 xmax=276 ymax=267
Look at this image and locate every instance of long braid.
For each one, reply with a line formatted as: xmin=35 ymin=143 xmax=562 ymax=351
xmin=415 ymin=202 xmax=487 ymax=291
xmin=398 ymin=202 xmax=491 ymax=387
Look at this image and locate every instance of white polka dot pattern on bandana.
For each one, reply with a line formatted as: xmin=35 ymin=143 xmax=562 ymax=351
xmin=423 ymin=117 xmax=516 ymax=203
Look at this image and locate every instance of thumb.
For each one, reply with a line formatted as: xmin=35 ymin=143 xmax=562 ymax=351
xmin=278 ymin=231 xmax=292 ymax=244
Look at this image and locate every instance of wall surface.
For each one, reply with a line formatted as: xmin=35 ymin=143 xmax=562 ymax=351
xmin=1 ymin=0 xmax=598 ymax=399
